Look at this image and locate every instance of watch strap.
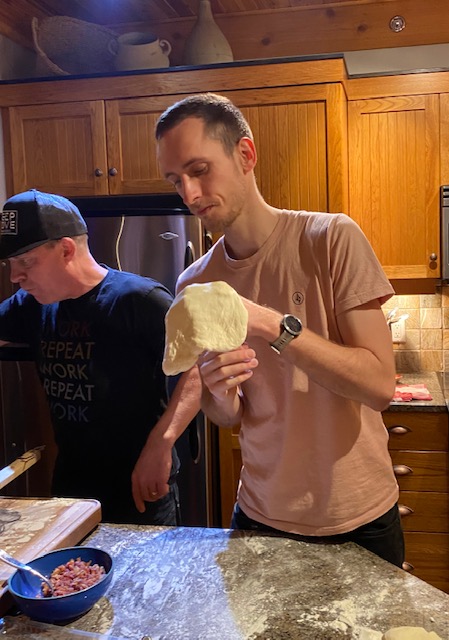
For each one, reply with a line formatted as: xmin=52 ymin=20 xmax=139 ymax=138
xmin=270 ymin=330 xmax=297 ymax=354
xmin=270 ymin=313 xmax=302 ymax=354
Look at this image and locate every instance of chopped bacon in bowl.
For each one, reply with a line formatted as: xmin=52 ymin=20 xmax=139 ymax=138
xmin=8 ymin=546 xmax=113 ymax=623
xmin=42 ymin=557 xmax=106 ymax=597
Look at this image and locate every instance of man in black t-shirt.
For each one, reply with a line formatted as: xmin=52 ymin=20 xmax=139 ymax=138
xmin=0 ymin=189 xmax=200 ymax=524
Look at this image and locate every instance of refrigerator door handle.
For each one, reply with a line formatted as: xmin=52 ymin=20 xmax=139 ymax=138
xmin=184 ymin=236 xmax=203 ymax=466
xmin=189 ymin=418 xmax=201 ymax=464
xmin=184 ymin=241 xmax=195 ymax=269
xmin=204 ymin=232 xmax=213 ymax=252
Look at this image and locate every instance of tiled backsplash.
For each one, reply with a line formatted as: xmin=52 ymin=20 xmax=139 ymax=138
xmin=383 ymin=286 xmax=449 ymax=373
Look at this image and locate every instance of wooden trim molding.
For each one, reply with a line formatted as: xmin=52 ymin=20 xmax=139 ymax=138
xmin=0 ymin=59 xmax=347 ymax=107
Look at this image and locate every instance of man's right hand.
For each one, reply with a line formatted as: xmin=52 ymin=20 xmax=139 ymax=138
xmin=198 ymin=345 xmax=258 ymax=425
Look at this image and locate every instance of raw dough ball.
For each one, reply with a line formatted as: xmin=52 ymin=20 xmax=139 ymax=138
xmin=383 ymin=627 xmax=442 ymax=640
xmin=162 ymin=281 xmax=248 ymax=375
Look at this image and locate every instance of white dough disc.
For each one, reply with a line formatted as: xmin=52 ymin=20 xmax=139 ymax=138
xmin=162 ymin=281 xmax=248 ymax=375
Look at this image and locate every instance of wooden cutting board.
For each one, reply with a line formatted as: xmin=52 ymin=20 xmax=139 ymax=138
xmin=0 ymin=496 xmax=101 ymax=615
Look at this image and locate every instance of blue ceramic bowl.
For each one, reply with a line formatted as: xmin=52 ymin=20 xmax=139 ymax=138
xmin=8 ymin=546 xmax=113 ymax=623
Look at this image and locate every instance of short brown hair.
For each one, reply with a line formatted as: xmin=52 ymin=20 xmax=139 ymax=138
xmin=155 ymin=93 xmax=253 ymax=156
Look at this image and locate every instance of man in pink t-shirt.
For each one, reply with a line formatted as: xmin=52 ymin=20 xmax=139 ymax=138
xmin=154 ymin=93 xmax=404 ymax=567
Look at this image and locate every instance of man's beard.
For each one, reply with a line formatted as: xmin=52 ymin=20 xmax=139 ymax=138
xmin=201 ymin=207 xmax=240 ymax=234
xmin=200 ymin=186 xmax=245 ymax=234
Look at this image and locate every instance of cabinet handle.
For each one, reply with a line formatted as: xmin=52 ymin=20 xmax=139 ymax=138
xmin=402 ymin=561 xmax=415 ymax=572
xmin=429 ymin=253 xmax=438 ymax=262
xmin=387 ymin=425 xmax=411 ymax=436
xmin=393 ymin=464 xmax=413 ymax=476
xmin=94 ymin=168 xmax=103 ymax=177
xmin=398 ymin=504 xmax=414 ymax=517
xmin=108 ymin=167 xmax=118 ymax=177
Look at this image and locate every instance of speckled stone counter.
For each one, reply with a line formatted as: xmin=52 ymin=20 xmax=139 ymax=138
xmin=386 ymin=371 xmax=446 ymax=412
xmin=7 ymin=524 xmax=449 ymax=640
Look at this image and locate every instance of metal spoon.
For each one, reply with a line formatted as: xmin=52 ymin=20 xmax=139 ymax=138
xmin=0 ymin=548 xmax=54 ymax=595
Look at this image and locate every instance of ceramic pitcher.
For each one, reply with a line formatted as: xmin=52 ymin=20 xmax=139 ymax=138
xmin=112 ymin=32 xmax=172 ymax=71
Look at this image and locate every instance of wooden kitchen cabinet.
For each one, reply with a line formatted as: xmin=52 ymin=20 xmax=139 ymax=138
xmin=106 ymin=83 xmax=347 ymax=209
xmin=105 ymin=97 xmax=174 ymax=195
xmin=348 ymin=94 xmax=440 ymax=279
xmin=228 ymin=83 xmax=347 ymax=213
xmin=4 ymin=59 xmax=449 ymax=280
xmin=218 ymin=427 xmax=241 ymax=527
xmin=7 ymin=101 xmax=110 ymax=196
xmin=384 ymin=410 xmax=449 ymax=593
xmin=1 ymin=63 xmax=348 ymax=212
xmin=6 ymin=98 xmax=172 ymax=197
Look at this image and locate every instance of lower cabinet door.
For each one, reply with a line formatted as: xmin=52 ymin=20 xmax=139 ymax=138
xmin=403 ymin=532 xmax=449 ymax=593
xmin=398 ymin=491 xmax=449 ymax=532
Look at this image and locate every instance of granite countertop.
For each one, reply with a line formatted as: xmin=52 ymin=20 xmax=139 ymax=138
xmin=386 ymin=371 xmax=447 ymax=412
xmin=4 ymin=524 xmax=449 ymax=640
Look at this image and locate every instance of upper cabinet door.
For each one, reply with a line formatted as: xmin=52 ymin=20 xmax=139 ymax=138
xmin=228 ymin=84 xmax=347 ymax=214
xmin=105 ymin=97 xmax=177 ymax=195
xmin=8 ymin=101 xmax=109 ymax=196
xmin=348 ymin=94 xmax=440 ymax=279
xmin=105 ymin=84 xmax=348 ymax=207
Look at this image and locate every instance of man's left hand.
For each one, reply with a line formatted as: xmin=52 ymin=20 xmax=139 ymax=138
xmin=131 ymin=435 xmax=173 ymax=512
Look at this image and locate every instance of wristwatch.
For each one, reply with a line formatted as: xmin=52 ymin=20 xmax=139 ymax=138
xmin=270 ymin=314 xmax=303 ymax=354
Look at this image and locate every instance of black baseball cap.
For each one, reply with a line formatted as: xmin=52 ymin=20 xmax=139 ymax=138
xmin=0 ymin=189 xmax=88 ymax=259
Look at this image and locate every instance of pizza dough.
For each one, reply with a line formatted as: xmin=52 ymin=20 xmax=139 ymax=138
xmin=162 ymin=281 xmax=248 ymax=375
xmin=382 ymin=627 xmax=442 ymax=640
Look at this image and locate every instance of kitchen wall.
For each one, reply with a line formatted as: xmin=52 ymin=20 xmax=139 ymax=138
xmin=0 ymin=33 xmax=36 ymax=81
xmin=384 ymin=287 xmax=449 ymax=373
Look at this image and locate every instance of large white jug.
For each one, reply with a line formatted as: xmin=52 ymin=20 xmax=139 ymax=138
xmin=113 ymin=32 xmax=171 ymax=71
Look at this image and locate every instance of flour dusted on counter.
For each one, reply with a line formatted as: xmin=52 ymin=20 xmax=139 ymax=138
xmin=383 ymin=627 xmax=443 ymax=639
xmin=162 ymin=281 xmax=248 ymax=375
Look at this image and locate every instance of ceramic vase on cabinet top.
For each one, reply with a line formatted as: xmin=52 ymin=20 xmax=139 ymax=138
xmin=112 ymin=32 xmax=172 ymax=71
xmin=183 ymin=0 xmax=233 ymax=65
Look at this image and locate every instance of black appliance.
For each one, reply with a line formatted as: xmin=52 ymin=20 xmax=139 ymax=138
xmin=441 ymin=186 xmax=449 ymax=282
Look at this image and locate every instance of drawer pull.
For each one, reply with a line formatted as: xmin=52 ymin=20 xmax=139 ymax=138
xmin=402 ymin=561 xmax=415 ymax=572
xmin=387 ymin=425 xmax=411 ymax=436
xmin=398 ymin=504 xmax=414 ymax=517
xmin=393 ymin=464 xmax=413 ymax=476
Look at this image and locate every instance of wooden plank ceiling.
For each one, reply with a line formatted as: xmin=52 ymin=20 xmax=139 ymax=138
xmin=2 ymin=0 xmax=449 ymax=66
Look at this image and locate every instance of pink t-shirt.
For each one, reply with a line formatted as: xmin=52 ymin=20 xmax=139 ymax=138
xmin=178 ymin=211 xmax=399 ymax=536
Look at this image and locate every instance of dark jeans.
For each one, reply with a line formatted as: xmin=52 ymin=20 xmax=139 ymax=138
xmin=101 ymin=483 xmax=182 ymax=525
xmin=53 ymin=473 xmax=181 ymax=526
xmin=231 ymin=502 xmax=405 ymax=568
xmin=53 ymin=453 xmax=182 ymax=526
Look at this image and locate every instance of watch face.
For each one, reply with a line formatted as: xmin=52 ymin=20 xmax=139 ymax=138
xmin=284 ymin=314 xmax=302 ymax=334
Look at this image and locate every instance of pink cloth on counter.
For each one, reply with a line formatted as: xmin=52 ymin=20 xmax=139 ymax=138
xmin=392 ymin=384 xmax=432 ymax=402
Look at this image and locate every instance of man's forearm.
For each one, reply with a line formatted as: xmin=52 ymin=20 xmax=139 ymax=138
xmin=150 ymin=366 xmax=202 ymax=446
xmin=201 ymin=386 xmax=243 ymax=428
xmin=132 ymin=367 xmax=202 ymax=509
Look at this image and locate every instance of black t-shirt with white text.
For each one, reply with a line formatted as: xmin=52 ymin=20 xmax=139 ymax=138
xmin=0 ymin=268 xmax=178 ymax=522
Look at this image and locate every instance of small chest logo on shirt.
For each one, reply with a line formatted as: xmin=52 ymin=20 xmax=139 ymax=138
xmin=292 ymin=291 xmax=304 ymax=305
xmin=1 ymin=210 xmax=18 ymax=236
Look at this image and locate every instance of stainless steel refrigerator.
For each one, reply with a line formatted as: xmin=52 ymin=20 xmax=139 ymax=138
xmin=0 ymin=194 xmax=219 ymax=528
xmin=74 ymin=194 xmax=208 ymax=298
xmin=72 ymin=194 xmax=217 ymax=528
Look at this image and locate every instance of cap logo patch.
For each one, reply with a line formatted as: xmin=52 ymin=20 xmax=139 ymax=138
xmin=1 ymin=209 xmax=18 ymax=235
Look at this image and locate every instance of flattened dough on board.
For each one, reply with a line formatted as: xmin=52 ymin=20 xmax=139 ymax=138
xmin=383 ymin=627 xmax=442 ymax=640
xmin=162 ymin=281 xmax=248 ymax=375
